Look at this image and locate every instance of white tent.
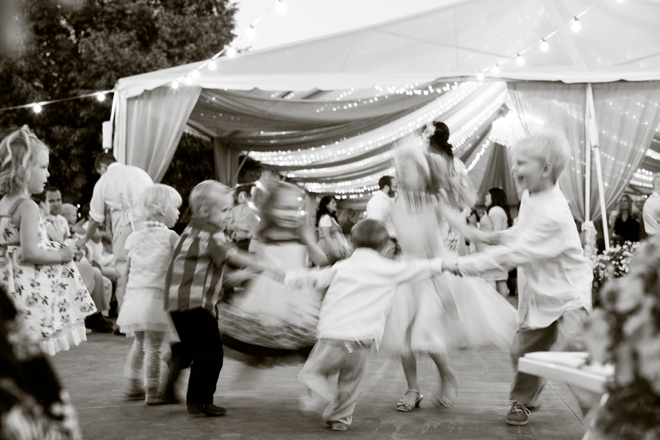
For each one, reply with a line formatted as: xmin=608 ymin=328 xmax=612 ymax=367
xmin=112 ymin=0 xmax=660 ymax=226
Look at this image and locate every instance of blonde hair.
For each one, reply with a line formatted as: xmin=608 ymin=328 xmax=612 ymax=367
xmin=189 ymin=180 xmax=233 ymax=216
xmin=141 ymin=184 xmax=182 ymax=220
xmin=512 ymin=133 xmax=570 ymax=182
xmin=0 ymin=126 xmax=49 ymax=196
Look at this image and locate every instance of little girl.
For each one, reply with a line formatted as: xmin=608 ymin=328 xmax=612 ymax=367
xmin=218 ymin=180 xmax=328 ymax=364
xmin=116 ymin=184 xmax=181 ymax=405
xmin=316 ymin=195 xmax=351 ymax=264
xmin=0 ymin=126 xmax=96 ymax=356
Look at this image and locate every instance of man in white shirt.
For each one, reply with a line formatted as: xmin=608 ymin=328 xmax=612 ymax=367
xmin=643 ymin=175 xmax=660 ymax=236
xmin=76 ymin=153 xmax=153 ymax=312
xmin=366 ymin=175 xmax=397 ymax=237
xmin=44 ymin=186 xmax=70 ymax=242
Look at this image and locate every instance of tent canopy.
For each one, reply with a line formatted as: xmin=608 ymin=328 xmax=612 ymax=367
xmin=112 ymin=0 xmax=660 ymax=216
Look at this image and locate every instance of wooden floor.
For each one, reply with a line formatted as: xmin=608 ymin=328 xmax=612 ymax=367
xmin=52 ymin=332 xmax=587 ymax=439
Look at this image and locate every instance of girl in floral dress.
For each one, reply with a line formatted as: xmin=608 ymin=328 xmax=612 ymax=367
xmin=0 ymin=127 xmax=96 ymax=356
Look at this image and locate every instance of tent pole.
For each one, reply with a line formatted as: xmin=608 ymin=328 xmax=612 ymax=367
xmin=584 ymin=86 xmax=591 ymax=223
xmin=586 ymin=84 xmax=609 ymax=250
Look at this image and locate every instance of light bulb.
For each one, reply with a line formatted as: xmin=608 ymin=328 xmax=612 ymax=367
xmin=476 ymin=71 xmax=485 ymax=81
xmin=191 ymin=69 xmax=200 ymax=79
xmin=516 ymin=54 xmax=525 ymax=66
xmin=246 ymin=25 xmax=256 ymax=40
xmin=208 ymin=60 xmax=217 ymax=70
xmin=95 ymin=92 xmax=106 ymax=102
xmin=32 ymin=103 xmax=42 ymax=114
xmin=276 ymin=0 xmax=287 ymax=14
xmin=171 ymin=81 xmax=179 ymax=89
xmin=184 ymin=76 xmax=193 ymax=85
xmin=226 ymin=46 xmax=237 ymax=58
xmin=571 ymin=18 xmax=581 ymax=33
xmin=491 ymin=64 xmax=500 ymax=75
xmin=540 ymin=39 xmax=549 ymax=52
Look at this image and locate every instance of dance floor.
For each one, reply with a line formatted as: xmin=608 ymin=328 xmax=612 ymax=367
xmin=52 ymin=331 xmax=586 ymax=439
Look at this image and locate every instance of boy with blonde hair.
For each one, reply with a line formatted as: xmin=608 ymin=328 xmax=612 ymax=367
xmin=163 ymin=180 xmax=276 ymax=417
xmin=447 ymin=134 xmax=593 ymax=426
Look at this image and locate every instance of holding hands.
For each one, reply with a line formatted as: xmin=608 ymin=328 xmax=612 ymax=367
xmin=442 ymin=259 xmax=461 ymax=275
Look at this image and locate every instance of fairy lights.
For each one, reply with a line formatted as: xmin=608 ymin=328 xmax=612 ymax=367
xmin=32 ymin=103 xmax=42 ymax=114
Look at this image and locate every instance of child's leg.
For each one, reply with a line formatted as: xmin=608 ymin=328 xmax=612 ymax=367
xmin=429 ymin=351 xmax=457 ymax=408
xmin=143 ymin=331 xmax=166 ymax=400
xmin=509 ymin=323 xmax=558 ymax=407
xmin=323 ymin=341 xmax=372 ymax=429
xmin=299 ymin=340 xmax=344 ymax=406
xmin=163 ymin=312 xmax=194 ymax=402
xmin=125 ymin=331 xmax=145 ymax=396
xmin=555 ymin=308 xmax=588 ymax=352
xmin=400 ymin=351 xmax=420 ymax=407
xmin=182 ymin=308 xmax=224 ymax=406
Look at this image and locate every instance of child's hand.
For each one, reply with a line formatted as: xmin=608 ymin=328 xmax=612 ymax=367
xmin=442 ymin=260 xmax=461 ymax=275
xmin=481 ymin=232 xmax=501 ymax=246
xmin=269 ymin=268 xmax=286 ymax=283
xmin=59 ymin=247 xmax=75 ymax=263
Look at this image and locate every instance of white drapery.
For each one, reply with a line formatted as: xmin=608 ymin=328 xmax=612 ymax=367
xmin=508 ymin=81 xmax=660 ymax=222
xmin=115 ymin=85 xmax=202 ymax=182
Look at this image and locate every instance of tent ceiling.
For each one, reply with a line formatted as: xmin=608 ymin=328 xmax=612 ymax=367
xmin=117 ymin=0 xmax=660 ymax=97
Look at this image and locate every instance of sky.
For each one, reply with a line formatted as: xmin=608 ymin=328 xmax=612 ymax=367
xmin=231 ymin=0 xmax=444 ymax=52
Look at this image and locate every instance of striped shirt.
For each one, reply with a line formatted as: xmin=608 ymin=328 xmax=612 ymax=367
xmin=165 ymin=218 xmax=237 ymax=313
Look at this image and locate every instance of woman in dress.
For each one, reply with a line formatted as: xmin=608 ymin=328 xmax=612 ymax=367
xmin=611 ymin=194 xmax=640 ymax=244
xmin=316 ymin=196 xmax=351 ymax=264
xmin=480 ymin=188 xmax=513 ymax=297
xmin=382 ymin=124 xmax=517 ymax=412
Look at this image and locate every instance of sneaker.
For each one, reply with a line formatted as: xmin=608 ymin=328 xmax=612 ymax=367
xmin=187 ymin=403 xmax=227 ymax=417
xmin=505 ymin=402 xmax=531 ymax=426
xmin=124 ymin=390 xmax=145 ymax=401
xmin=330 ymin=423 xmax=349 ymax=431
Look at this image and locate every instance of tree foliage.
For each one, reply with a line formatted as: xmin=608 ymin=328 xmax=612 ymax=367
xmin=0 ymin=0 xmax=236 ymax=204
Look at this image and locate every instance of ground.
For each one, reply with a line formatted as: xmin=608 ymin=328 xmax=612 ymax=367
xmin=51 ymin=332 xmax=587 ymax=440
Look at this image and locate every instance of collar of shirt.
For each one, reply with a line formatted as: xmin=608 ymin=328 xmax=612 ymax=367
xmin=188 ymin=217 xmax=223 ymax=235
xmin=108 ymin=162 xmax=121 ymax=170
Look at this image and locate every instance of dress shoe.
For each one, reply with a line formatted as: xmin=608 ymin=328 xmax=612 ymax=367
xmin=187 ymin=403 xmax=227 ymax=417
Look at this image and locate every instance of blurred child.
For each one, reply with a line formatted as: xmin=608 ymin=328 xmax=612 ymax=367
xmin=288 ymin=219 xmax=446 ymax=431
xmin=218 ymin=180 xmax=328 ymax=363
xmin=162 ymin=180 xmax=279 ymax=417
xmin=117 ymin=184 xmax=182 ymax=405
xmin=0 ymin=126 xmax=95 ymax=355
xmin=448 ymin=134 xmax=593 ymax=426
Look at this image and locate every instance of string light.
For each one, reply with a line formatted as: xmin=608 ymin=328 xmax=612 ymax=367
xmin=516 ymin=54 xmax=525 ymax=66
xmin=491 ymin=64 xmax=500 ymax=75
xmin=226 ymin=46 xmax=237 ymax=58
xmin=208 ymin=60 xmax=217 ymax=70
xmin=95 ymin=92 xmax=106 ymax=102
xmin=540 ymin=38 xmax=549 ymax=52
xmin=184 ymin=76 xmax=193 ymax=85
xmin=246 ymin=25 xmax=256 ymax=40
xmin=571 ymin=17 xmax=581 ymax=33
xmin=32 ymin=103 xmax=42 ymax=114
xmin=191 ymin=69 xmax=200 ymax=79
xmin=171 ymin=80 xmax=179 ymax=89
xmin=476 ymin=71 xmax=485 ymax=81
xmin=276 ymin=0 xmax=287 ymax=14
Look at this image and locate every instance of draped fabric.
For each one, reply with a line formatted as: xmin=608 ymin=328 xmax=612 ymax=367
xmin=477 ymin=142 xmax=519 ymax=207
xmin=214 ymin=139 xmax=240 ymax=187
xmin=508 ymin=81 xmax=660 ymax=222
xmin=124 ymin=85 xmax=202 ymax=182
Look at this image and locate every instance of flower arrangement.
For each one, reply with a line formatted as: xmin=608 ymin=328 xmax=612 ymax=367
xmin=583 ymin=235 xmax=660 ymax=439
xmin=592 ymin=241 xmax=639 ymax=296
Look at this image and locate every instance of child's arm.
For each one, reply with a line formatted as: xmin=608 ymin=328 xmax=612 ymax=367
xmin=208 ymin=233 xmax=285 ymax=280
xmin=455 ymin=217 xmax=565 ymax=277
xmin=284 ymin=266 xmax=337 ymax=291
xmin=384 ymin=257 xmax=446 ymax=284
xmin=16 ymin=201 xmax=73 ymax=265
xmin=437 ymin=199 xmax=496 ymax=245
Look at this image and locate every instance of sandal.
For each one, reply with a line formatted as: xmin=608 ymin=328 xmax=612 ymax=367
xmin=396 ymin=389 xmax=423 ymax=412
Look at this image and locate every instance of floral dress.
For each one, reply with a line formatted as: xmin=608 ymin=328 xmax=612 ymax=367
xmin=0 ymin=201 xmax=96 ymax=356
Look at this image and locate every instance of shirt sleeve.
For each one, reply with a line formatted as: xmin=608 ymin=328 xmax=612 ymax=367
xmin=458 ymin=217 xmax=566 ymax=276
xmin=319 ymin=215 xmax=333 ymax=228
xmin=380 ymin=257 xmax=444 ymax=284
xmin=208 ymin=232 xmax=238 ymax=265
xmin=89 ymin=178 xmax=106 ymax=224
xmin=366 ymin=196 xmax=389 ymax=222
xmin=285 ymin=267 xmax=337 ymax=290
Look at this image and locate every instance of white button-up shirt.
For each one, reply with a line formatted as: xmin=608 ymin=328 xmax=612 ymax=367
xmin=366 ymin=191 xmax=396 ymax=237
xmin=285 ymin=248 xmax=443 ymax=345
xmin=643 ymin=191 xmax=660 ymax=236
xmin=89 ymin=163 xmax=153 ymax=232
xmin=457 ymin=184 xmax=592 ymax=330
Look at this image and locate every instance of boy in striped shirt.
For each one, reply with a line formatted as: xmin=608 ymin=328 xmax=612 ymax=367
xmin=162 ymin=180 xmax=274 ymax=417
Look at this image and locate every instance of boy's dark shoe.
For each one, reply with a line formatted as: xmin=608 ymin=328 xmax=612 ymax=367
xmin=505 ymin=402 xmax=531 ymax=426
xmin=187 ymin=403 xmax=227 ymax=417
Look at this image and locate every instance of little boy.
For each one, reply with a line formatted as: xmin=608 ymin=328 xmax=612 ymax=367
xmin=162 ymin=180 xmax=273 ymax=417
xmin=286 ymin=219 xmax=446 ymax=431
xmin=447 ymin=134 xmax=593 ymax=426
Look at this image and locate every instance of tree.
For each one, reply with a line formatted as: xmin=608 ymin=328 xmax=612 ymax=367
xmin=0 ymin=0 xmax=236 ymax=204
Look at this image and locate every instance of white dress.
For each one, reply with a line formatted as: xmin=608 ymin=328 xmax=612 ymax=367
xmin=217 ymin=238 xmax=323 ymax=360
xmin=381 ymin=194 xmax=516 ymax=354
xmin=116 ymin=223 xmax=177 ymax=338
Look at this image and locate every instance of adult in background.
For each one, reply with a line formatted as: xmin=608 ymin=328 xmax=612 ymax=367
xmin=612 ymin=194 xmax=640 ymax=244
xmin=45 ymin=186 xmax=69 ymax=240
xmin=338 ymin=208 xmax=360 ymax=236
xmin=76 ymin=153 xmax=153 ymax=313
xmin=226 ymin=189 xmax=258 ymax=251
xmin=643 ymin=174 xmax=660 ymax=237
xmin=480 ymin=188 xmax=514 ymax=297
xmin=316 ymin=196 xmax=351 ymax=264
xmin=366 ymin=175 xmax=397 ymax=237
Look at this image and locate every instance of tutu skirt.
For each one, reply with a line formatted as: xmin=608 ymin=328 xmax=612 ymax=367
xmin=116 ymin=287 xmax=176 ymax=339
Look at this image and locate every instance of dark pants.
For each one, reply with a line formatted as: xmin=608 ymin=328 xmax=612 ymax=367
xmin=169 ymin=308 xmax=224 ymax=405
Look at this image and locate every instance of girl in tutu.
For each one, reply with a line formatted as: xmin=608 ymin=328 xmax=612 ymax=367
xmin=0 ymin=126 xmax=96 ymax=356
xmin=382 ymin=123 xmax=517 ymax=411
xmin=218 ymin=180 xmax=328 ymax=364
xmin=117 ymin=184 xmax=181 ymax=404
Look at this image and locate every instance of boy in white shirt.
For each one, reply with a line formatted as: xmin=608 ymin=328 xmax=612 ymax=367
xmin=447 ymin=134 xmax=593 ymax=426
xmin=286 ymin=219 xmax=446 ymax=431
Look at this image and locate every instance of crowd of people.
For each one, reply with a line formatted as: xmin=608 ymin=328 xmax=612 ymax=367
xmin=2 ymin=120 xmax=660 ymax=438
